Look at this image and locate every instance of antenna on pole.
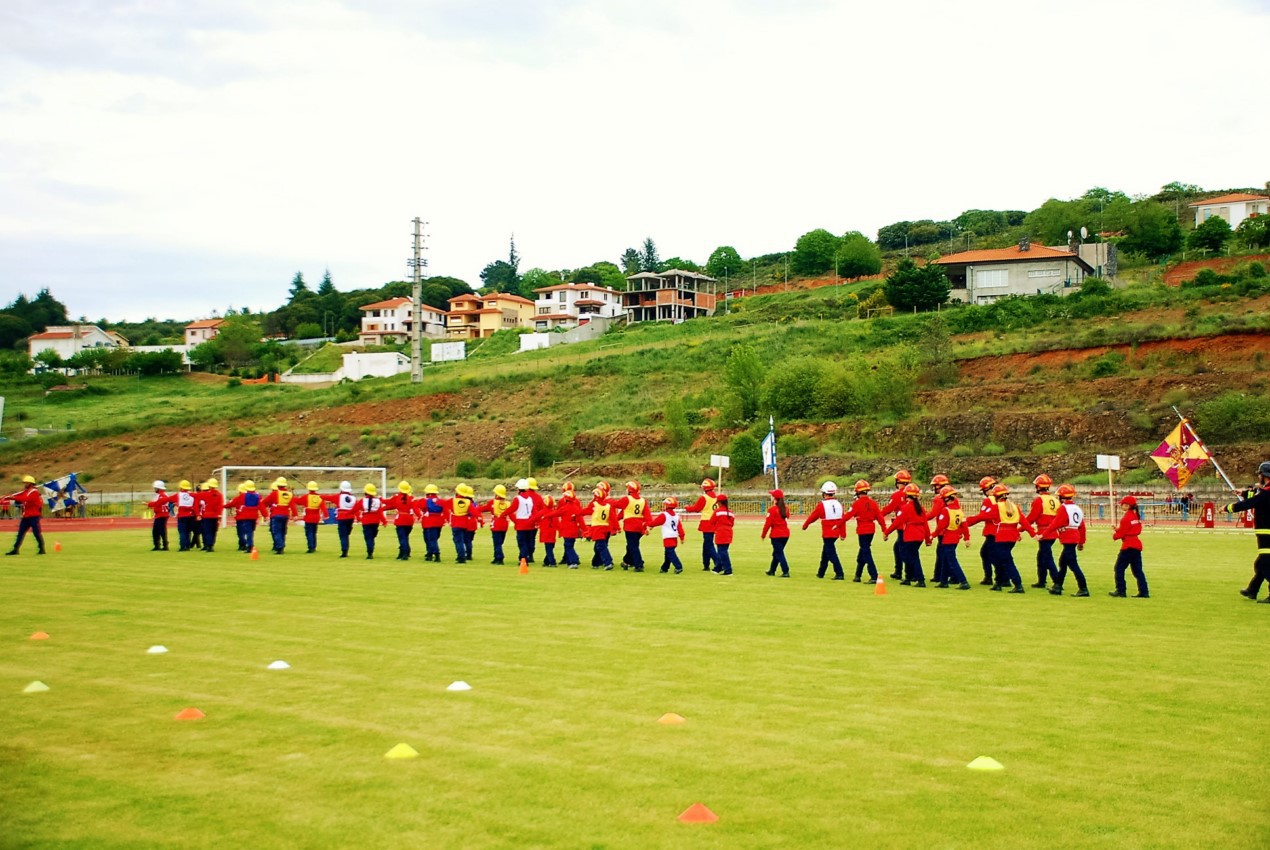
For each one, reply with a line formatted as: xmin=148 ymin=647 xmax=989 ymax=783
xmin=408 ymin=217 xmax=429 ymax=384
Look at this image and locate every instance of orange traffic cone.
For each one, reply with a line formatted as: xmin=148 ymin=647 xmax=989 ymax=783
xmin=518 ymin=558 xmax=529 ymax=575
xmin=250 ymin=547 xmax=259 ymax=561
xmin=53 ymin=542 xmax=62 ymax=552
xmin=874 ymin=576 xmax=887 ymax=596
xmin=677 ymin=803 xmax=719 ymax=824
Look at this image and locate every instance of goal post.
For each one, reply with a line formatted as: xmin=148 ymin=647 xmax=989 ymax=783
xmin=211 ymin=465 xmax=388 ymax=527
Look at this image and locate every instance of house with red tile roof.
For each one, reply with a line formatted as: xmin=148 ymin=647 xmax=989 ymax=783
xmin=28 ymin=324 xmax=128 ymax=361
xmin=357 ymin=296 xmax=447 ymax=346
xmin=445 ymin=292 xmax=536 ymax=340
xmin=932 ymin=238 xmax=1094 ymax=304
xmin=184 ymin=318 xmax=227 ymax=347
xmin=1188 ymin=193 xmax=1269 ymax=231
xmin=530 ymin=282 xmax=625 ymax=330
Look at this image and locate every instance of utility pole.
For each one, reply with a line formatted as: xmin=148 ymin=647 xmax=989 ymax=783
xmin=408 ymin=217 xmax=428 ymax=384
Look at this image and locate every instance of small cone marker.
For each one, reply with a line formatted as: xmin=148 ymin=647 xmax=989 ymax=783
xmin=267 ymin=660 xmax=290 ymax=670
xmin=446 ymin=681 xmax=472 ymax=691
xmin=23 ymin=681 xmax=50 ymax=694
xmin=147 ymin=645 xmax=168 ymax=654
xmin=250 ymin=548 xmax=259 ymax=561
xmin=519 ymin=558 xmax=529 ymax=575
xmin=874 ymin=576 xmax=887 ymax=596
xmin=29 ymin=632 xmax=50 ymax=641
xmin=657 ymin=713 xmax=685 ymax=725
xmin=967 ymin=756 xmax=1004 ymax=771
xmin=174 ymin=707 xmax=205 ymax=721
xmin=677 ymin=803 xmax=719 ymax=824
xmin=385 ymin=743 xmax=418 ymax=759
xmin=53 ymin=542 xmax=62 ymax=552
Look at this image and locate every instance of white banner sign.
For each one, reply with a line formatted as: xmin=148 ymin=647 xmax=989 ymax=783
xmin=710 ymin=454 xmax=730 ymax=469
xmin=1096 ymin=454 xmax=1121 ymax=471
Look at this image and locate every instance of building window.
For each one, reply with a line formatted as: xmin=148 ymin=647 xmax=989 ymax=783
xmin=974 ymin=268 xmax=1009 ymax=289
xmin=558 ymin=291 xmax=566 ymax=303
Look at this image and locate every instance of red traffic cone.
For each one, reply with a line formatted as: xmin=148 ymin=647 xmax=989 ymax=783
xmin=874 ymin=576 xmax=887 ymax=596
xmin=250 ymin=547 xmax=259 ymax=561
xmin=519 ymin=558 xmax=529 ymax=575
xmin=677 ymin=802 xmax=718 ymax=823
xmin=53 ymin=542 xmax=62 ymax=552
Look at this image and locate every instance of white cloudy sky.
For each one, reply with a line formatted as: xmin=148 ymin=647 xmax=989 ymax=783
xmin=2 ymin=0 xmax=1267 ymax=321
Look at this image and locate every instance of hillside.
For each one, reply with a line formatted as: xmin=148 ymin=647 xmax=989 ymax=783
xmin=2 ymin=279 xmax=1268 ymax=493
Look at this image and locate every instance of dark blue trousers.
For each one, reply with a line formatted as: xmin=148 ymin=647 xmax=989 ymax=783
xmin=660 ymin=545 xmax=683 ymax=572
xmin=542 ymin=541 xmax=557 ymax=566
xmin=900 ymin=540 xmax=925 ymax=584
xmin=1113 ymin=549 xmax=1148 ymax=595
xmin=937 ymin=542 xmax=967 ymax=585
xmin=1056 ymin=543 xmax=1087 ymax=591
xmin=854 ymin=533 xmax=877 ymax=579
xmin=304 ymin=522 xmax=318 ymax=552
xmin=13 ymin=517 xmax=45 ymax=553
xmin=516 ymin=529 xmax=536 ymax=563
xmin=701 ymin=531 xmax=716 ymax=570
xmin=592 ymin=535 xmax=612 ymax=568
xmin=1036 ymin=538 xmax=1058 ymax=585
xmin=177 ymin=516 xmax=195 ymax=551
xmin=715 ymin=543 xmax=733 ymax=574
xmin=491 ymin=530 xmax=506 ymax=563
xmin=624 ymin=530 xmax=644 ymax=570
xmin=980 ymin=535 xmax=996 ymax=583
xmin=200 ymin=518 xmax=218 ymax=552
xmin=818 ymin=538 xmax=844 ymax=578
xmin=338 ymin=519 xmax=354 ymax=556
xmin=768 ymin=536 xmax=789 ymax=575
xmin=236 ymin=519 xmax=255 ymax=551
xmin=269 ymin=516 xmax=288 ymax=553
xmin=362 ymin=523 xmax=379 ymax=558
xmin=563 ymin=537 xmax=579 ymax=566
xmin=152 ymin=517 xmax=169 ymax=550
xmin=993 ymin=541 xmax=1023 ymax=590
xmin=395 ymin=525 xmax=411 ymax=559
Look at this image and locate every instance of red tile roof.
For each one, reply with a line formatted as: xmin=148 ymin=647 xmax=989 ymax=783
xmin=1188 ymin=193 xmax=1269 ymax=207
xmin=185 ymin=319 xmax=226 ymax=329
xmin=933 ymin=244 xmax=1079 ymax=265
xmin=359 ymin=297 xmax=411 ymax=311
xmin=573 ymin=298 xmax=607 ymax=306
xmin=29 ymin=331 xmax=73 ymax=340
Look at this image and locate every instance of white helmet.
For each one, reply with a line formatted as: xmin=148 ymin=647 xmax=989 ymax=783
xmin=515 ymin=478 xmax=530 ymax=490
xmin=153 ymin=480 xmax=165 ymax=490
xmin=821 ymin=481 xmax=838 ymax=495
xmin=339 ymin=480 xmax=352 ymax=492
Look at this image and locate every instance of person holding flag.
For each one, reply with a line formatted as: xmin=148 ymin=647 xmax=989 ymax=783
xmin=1231 ymin=461 xmax=1270 ymax=603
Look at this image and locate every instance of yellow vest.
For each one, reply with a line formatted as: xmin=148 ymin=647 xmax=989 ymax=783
xmin=946 ymin=508 xmax=965 ymax=531
xmin=1039 ymin=494 xmax=1060 ymax=516
xmin=305 ymin=494 xmax=323 ymax=510
xmin=453 ymin=498 xmax=471 ymax=517
xmin=491 ymin=497 xmax=511 ymax=517
xmin=701 ymin=495 xmax=717 ymax=520
xmin=623 ymin=498 xmax=646 ymax=520
xmin=997 ymin=501 xmax=1020 ymax=525
xmin=276 ymin=490 xmax=293 ymax=506
xmin=591 ymin=502 xmax=611 ymax=526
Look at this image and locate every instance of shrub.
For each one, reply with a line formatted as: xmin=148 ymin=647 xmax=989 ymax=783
xmin=1196 ymin=392 xmax=1270 ymax=442
xmin=226 ymin=377 xmax=242 ymax=388
xmin=982 ymin=442 xmax=1006 ymax=456
xmin=1033 ymin=440 xmax=1068 ymax=454
xmin=664 ymin=458 xmax=702 ymax=484
xmin=951 ymin=444 xmax=975 ymax=458
xmin=764 ymin=358 xmax=825 ymax=419
xmin=1089 ymin=351 xmax=1126 ymax=378
xmin=334 ymin=445 xmax=351 ymax=456
xmin=778 ymin=433 xmax=815 ymax=456
xmin=728 ymin=433 xmax=764 ymax=480
xmin=485 ymin=460 xmax=506 ymax=480
xmin=455 ymin=458 xmax=479 ymax=478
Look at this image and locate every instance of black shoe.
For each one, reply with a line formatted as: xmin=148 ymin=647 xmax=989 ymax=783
xmin=979 ymin=579 xmax=993 ymax=585
xmin=604 ymin=565 xmax=613 ymax=571
xmin=674 ymin=568 xmax=682 ymax=574
xmin=890 ymin=572 xmax=902 ymax=580
xmin=1133 ymin=592 xmax=1150 ymax=598
xmin=1007 ymin=587 xmax=1025 ymax=594
xmin=832 ymin=575 xmax=845 ymax=581
xmin=936 ymin=582 xmax=949 ymax=588
xmin=990 ymin=585 xmax=1003 ymax=592
xmin=151 ymin=547 xmax=161 ymax=551
xmin=780 ymin=572 xmax=789 ymax=578
xmin=957 ymin=582 xmax=971 ymax=590
xmin=1074 ymin=589 xmax=1089 ymax=597
xmin=900 ymin=580 xmax=912 ymax=586
xmin=914 ymin=581 xmax=927 ymax=588
xmin=1240 ymin=588 xmax=1257 ymax=600
xmin=4 ymin=550 xmax=17 ymax=556
xmin=766 ymin=569 xmax=776 ymax=576
xmin=817 ymin=572 xmax=825 ymax=579
xmin=703 ymin=566 xmax=711 ymax=571
xmin=1031 ymin=582 xmax=1047 ymax=589
xmin=1049 ymin=586 xmax=1064 ymax=596
xmin=339 ymin=552 xmax=347 ymax=558
xmin=1258 ymin=597 xmax=1270 ymax=604
xmin=852 ymin=577 xmax=862 ymax=583
xmin=863 ymin=578 xmax=876 ymax=584
xmin=1108 ymin=590 xmax=1127 ymax=597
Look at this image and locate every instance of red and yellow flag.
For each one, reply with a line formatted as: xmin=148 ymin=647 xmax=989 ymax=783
xmin=1149 ymin=420 xmax=1210 ymax=489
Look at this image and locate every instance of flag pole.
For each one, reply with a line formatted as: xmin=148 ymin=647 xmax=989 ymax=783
xmin=770 ymin=416 xmax=780 ymax=491
xmin=1172 ymin=407 xmax=1238 ymax=492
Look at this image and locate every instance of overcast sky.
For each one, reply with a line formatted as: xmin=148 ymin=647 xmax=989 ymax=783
xmin=2 ymin=0 xmax=1267 ymax=322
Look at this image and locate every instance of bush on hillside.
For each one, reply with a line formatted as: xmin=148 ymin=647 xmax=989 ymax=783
xmin=1196 ymin=392 xmax=1270 ymax=442
xmin=455 ymin=458 xmax=478 ymax=478
xmin=728 ymin=433 xmax=764 ymax=480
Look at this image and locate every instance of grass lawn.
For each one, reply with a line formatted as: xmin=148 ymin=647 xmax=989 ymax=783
xmin=2 ymin=526 xmax=1268 ymax=849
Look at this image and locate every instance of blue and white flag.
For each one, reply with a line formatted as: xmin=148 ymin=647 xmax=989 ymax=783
xmin=761 ymin=417 xmax=777 ymax=473
xmin=42 ymin=472 xmax=85 ymax=508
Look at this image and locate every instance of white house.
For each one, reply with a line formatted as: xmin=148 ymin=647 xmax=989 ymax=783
xmin=28 ymin=325 xmax=127 ymax=361
xmin=185 ymin=318 xmax=226 ymax=347
xmin=1189 ymin=193 xmax=1269 ymax=231
xmin=530 ymin=282 xmax=626 ymax=331
xmin=358 ymin=296 xmax=447 ymax=346
xmin=932 ymin=238 xmax=1093 ymax=305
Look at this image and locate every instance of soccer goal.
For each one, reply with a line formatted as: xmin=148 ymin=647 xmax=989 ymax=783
xmin=211 ymin=465 xmax=388 ymax=527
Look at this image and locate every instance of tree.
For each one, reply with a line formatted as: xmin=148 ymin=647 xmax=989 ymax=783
xmin=317 ymin=269 xmax=336 ymax=296
xmin=791 ymin=228 xmax=840 ymax=275
xmin=211 ymin=317 xmax=260 ymax=369
xmin=620 ymin=248 xmax=642 ymax=276
xmin=1236 ymin=215 xmax=1270 ymax=250
xmin=508 ymin=235 xmax=521 ymax=280
xmin=294 ymin=322 xmax=323 ymax=340
xmin=480 ymin=260 xmax=520 ymax=293
xmin=0 ymin=313 xmax=32 ymax=349
xmin=722 ymin=344 xmax=766 ymax=422
xmin=288 ymin=271 xmax=309 ymax=301
xmin=640 ymin=237 xmax=661 ymax=272
xmin=706 ymin=246 xmax=745 ymax=280
xmin=34 ymin=348 xmax=63 ymax=369
xmin=883 ymin=258 xmax=950 ymax=312
xmin=728 ymin=432 xmax=764 ymax=480
xmin=1119 ymin=201 xmax=1183 ymax=259
xmin=835 ymin=232 xmax=882 ymax=279
xmin=1188 ymin=216 xmax=1232 ymax=253
xmin=660 ymin=257 xmax=701 ymax=272
xmin=1024 ymin=198 xmax=1089 ymax=244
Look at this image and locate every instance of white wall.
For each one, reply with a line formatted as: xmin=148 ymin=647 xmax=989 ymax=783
xmin=342 ymin=352 xmax=411 ymax=380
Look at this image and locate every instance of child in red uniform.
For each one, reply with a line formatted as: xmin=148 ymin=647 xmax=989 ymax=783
xmin=1109 ymin=495 xmax=1148 ymax=598
xmin=299 ymin=481 xmax=327 ymax=554
xmin=647 ymin=497 xmax=686 ymax=574
xmin=415 ymin=484 xmax=448 ymax=562
xmin=879 ymin=470 xmax=913 ymax=580
xmin=683 ymin=478 xmax=720 ymax=572
xmin=761 ymin=488 xmax=791 ymax=577
xmin=481 ymin=484 xmax=513 ymax=564
xmin=386 ymin=482 xmax=418 ymax=561
xmin=147 ymin=480 xmax=171 ymax=551
xmin=712 ymin=494 xmax=736 ymax=576
xmin=554 ymin=483 xmax=586 ymax=568
xmin=443 ymin=484 xmax=480 ymax=563
xmin=1044 ymin=484 xmax=1088 ymax=596
xmin=802 ymin=481 xmax=847 ymax=580
xmin=538 ymin=494 xmax=559 ymax=566
xmin=975 ymin=476 xmax=999 ymax=585
xmin=967 ymin=484 xmax=1034 ymax=593
xmin=884 ymin=483 xmax=932 ymax=587
xmin=353 ymin=483 xmax=388 ymax=559
xmin=927 ymin=474 xmax=951 ymax=583
xmin=1025 ymin=474 xmax=1061 ymax=590
xmin=196 ymin=479 xmax=225 ymax=553
xmin=225 ymin=480 xmax=262 ymax=552
xmin=260 ymin=478 xmax=299 ymax=555
xmin=321 ymin=481 xmax=358 ymax=558
xmin=610 ymin=481 xmax=649 ymax=572
xmin=844 ymin=480 xmax=883 ymax=583
xmin=932 ymin=484 xmax=971 ymax=589
xmin=168 ymin=480 xmax=198 ymax=552
xmin=586 ymin=486 xmax=614 ymax=570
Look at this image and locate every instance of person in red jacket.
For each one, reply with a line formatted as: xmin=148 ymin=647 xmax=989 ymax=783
xmin=196 ymin=478 xmax=225 ymax=553
xmin=884 ymin=483 xmax=932 ymax=587
xmin=353 ymin=483 xmax=387 ymax=559
xmin=415 ymin=484 xmax=448 ymax=562
xmin=880 ymin=469 xmax=913 ymax=581
xmin=260 ymin=478 xmax=299 ymax=554
xmin=442 ymin=484 xmax=480 ymax=563
xmin=225 ymin=480 xmax=262 ymax=553
xmin=976 ymin=476 xmax=1000 ymax=585
xmin=1026 ymin=474 xmax=1061 ymax=590
xmin=146 ymin=480 xmax=171 ymax=551
xmin=585 ymin=485 xmax=614 ymax=570
xmin=166 ymin=479 xmax=198 ymax=552
xmin=1043 ymin=483 xmax=1088 ymax=597
xmin=320 ymin=481 xmax=359 ymax=558
xmin=712 ymin=494 xmax=736 ymax=576
xmin=511 ymin=478 xmax=545 ymax=564
xmin=4 ymin=475 xmax=46 ymax=555
xmin=480 ymin=484 xmax=513 ymax=565
xmin=648 ymin=496 xmax=686 ymax=574
xmin=298 ymin=481 xmax=327 ymax=554
xmin=553 ymin=482 xmax=586 ymax=568
xmin=611 ymin=480 xmax=650 ymax=572
xmin=1109 ymin=494 xmax=1148 ymax=598
xmin=802 ymin=480 xmax=847 ymax=580
xmin=927 ymin=474 xmax=951 ymax=583
xmin=761 ymin=488 xmax=791 ymax=577
xmin=386 ymin=481 xmax=418 ymax=561
xmin=932 ymin=484 xmax=971 ymax=590
xmin=683 ymin=478 xmax=720 ymax=572
xmin=967 ymin=484 xmax=1034 ymax=593
xmin=538 ymin=494 xmax=559 ymax=567
xmin=844 ymin=479 xmax=883 ymax=583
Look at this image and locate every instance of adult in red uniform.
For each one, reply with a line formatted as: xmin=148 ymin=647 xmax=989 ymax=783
xmin=683 ymin=478 xmax=720 ymax=572
xmin=196 ymin=479 xmax=225 ymax=553
xmin=146 ymin=480 xmax=171 ymax=551
xmin=802 ymin=481 xmax=847 ymax=580
xmin=1109 ymin=495 xmax=1148 ymax=598
xmin=1025 ymin=474 xmax=1061 ymax=590
xmin=4 ymin=475 xmax=46 ymax=555
xmin=761 ymin=488 xmax=791 ymax=577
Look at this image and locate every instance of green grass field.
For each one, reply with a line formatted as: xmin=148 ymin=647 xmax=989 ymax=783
xmin=3 ymin=527 xmax=1268 ymax=849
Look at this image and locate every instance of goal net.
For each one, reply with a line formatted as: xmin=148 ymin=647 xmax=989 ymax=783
xmin=211 ymin=465 xmax=388 ymax=526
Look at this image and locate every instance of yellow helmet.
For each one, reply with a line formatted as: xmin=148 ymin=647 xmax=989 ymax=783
xmin=307 ymin=481 xmax=319 ymax=491
xmin=364 ymin=483 xmax=377 ymax=496
xmin=275 ymin=477 xmax=288 ymax=488
xmin=456 ymin=483 xmax=475 ymax=498
xmin=526 ymin=477 xmax=539 ymax=491
xmin=21 ymin=474 xmax=36 ymax=484
xmin=236 ymin=482 xmax=247 ymax=493
xmin=493 ymin=484 xmax=507 ymax=498
xmin=424 ymin=484 xmax=439 ymax=495
xmin=179 ymin=479 xmax=192 ymax=490
xmin=397 ymin=481 xmax=412 ymax=495
xmin=204 ymin=479 xmax=219 ymax=489
xmin=243 ymin=480 xmax=256 ymax=492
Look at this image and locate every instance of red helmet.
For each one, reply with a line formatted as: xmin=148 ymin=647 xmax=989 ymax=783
xmin=715 ymin=493 xmax=728 ymax=504
xmin=895 ymin=469 xmax=912 ymax=484
xmin=939 ymin=484 xmax=957 ymax=498
xmin=592 ymin=487 xmax=605 ymax=499
xmin=769 ymin=489 xmax=784 ymax=499
xmin=597 ymin=480 xmax=611 ymax=494
xmin=625 ymin=480 xmax=640 ymax=494
xmin=979 ymin=476 xmax=997 ymax=491
xmin=931 ymin=474 xmax=950 ymax=487
xmin=1119 ymin=495 xmax=1137 ymax=507
xmin=562 ymin=481 xmax=575 ymax=493
xmin=903 ymin=483 xmax=922 ymax=497
xmin=1057 ymin=483 xmax=1076 ymax=499
xmin=1033 ymin=474 xmax=1053 ymax=489
xmin=991 ymin=484 xmax=1010 ymax=498
xmin=663 ymin=497 xmax=678 ymax=509
xmin=854 ymin=480 xmax=871 ymax=493
xmin=701 ymin=478 xmax=715 ymax=491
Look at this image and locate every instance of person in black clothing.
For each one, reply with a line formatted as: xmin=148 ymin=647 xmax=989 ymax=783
xmin=1231 ymin=461 xmax=1270 ymax=603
